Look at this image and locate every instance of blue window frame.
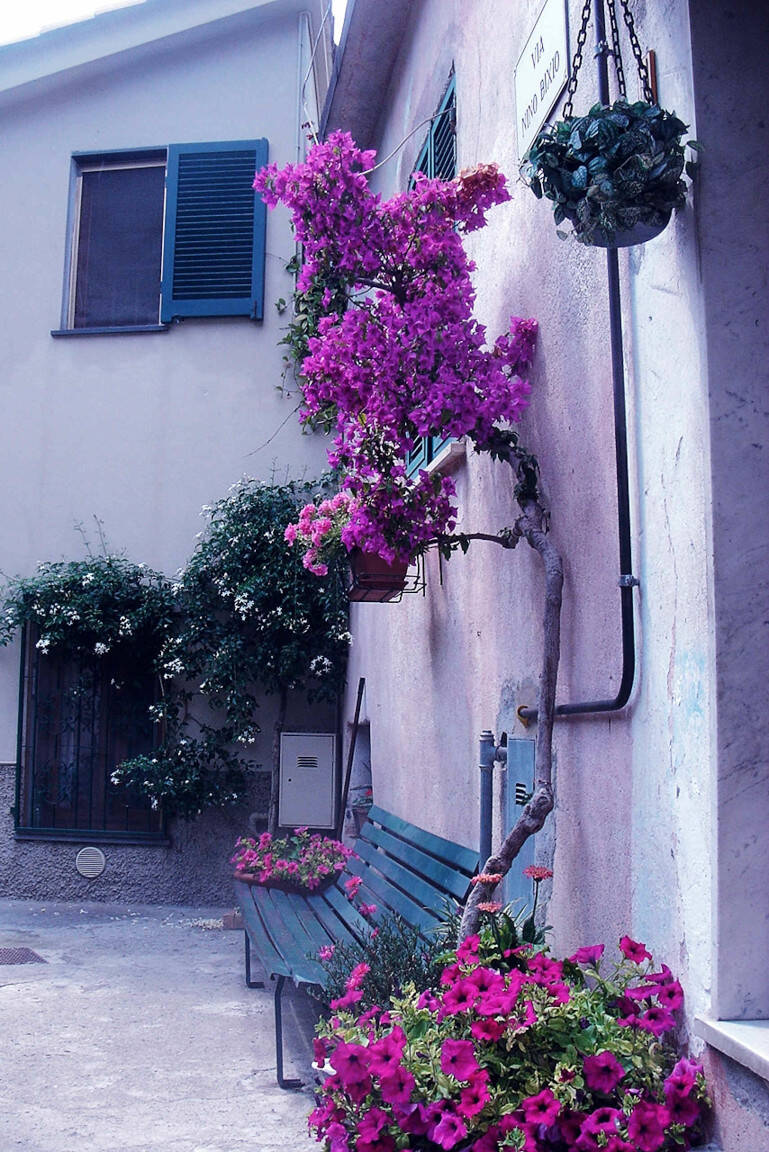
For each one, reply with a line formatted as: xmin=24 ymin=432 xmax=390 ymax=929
xmin=408 ymin=78 xmax=456 ymax=475
xmin=63 ymin=140 xmax=268 ymax=332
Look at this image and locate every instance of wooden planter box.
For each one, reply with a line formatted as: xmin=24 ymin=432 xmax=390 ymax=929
xmin=347 ymin=549 xmax=409 ymax=602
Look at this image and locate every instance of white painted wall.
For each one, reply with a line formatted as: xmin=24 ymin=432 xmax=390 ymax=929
xmin=0 ymin=4 xmax=333 ymax=761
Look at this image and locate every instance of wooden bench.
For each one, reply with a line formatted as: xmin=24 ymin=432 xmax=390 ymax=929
xmin=234 ymin=804 xmax=479 ymax=1087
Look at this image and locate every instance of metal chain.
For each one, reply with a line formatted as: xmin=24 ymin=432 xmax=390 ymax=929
xmin=562 ymin=0 xmax=592 ymax=119
xmin=619 ymin=0 xmax=655 ymax=102
xmin=606 ymin=0 xmax=627 ymax=98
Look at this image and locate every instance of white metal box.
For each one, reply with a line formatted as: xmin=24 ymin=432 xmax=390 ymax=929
xmin=278 ymin=732 xmax=337 ymax=829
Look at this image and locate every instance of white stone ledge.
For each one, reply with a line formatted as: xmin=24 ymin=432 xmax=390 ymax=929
xmin=695 ymin=1015 xmax=769 ymax=1082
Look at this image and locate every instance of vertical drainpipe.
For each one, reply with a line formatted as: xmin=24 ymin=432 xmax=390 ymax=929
xmin=479 ymin=731 xmax=495 ymax=865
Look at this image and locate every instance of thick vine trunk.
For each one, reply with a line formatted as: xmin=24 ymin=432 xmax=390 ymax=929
xmin=267 ymin=685 xmax=288 ymax=835
xmin=459 ymin=470 xmax=563 ymax=939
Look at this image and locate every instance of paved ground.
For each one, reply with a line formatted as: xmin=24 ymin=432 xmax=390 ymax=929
xmin=0 ymin=900 xmax=320 ymax=1152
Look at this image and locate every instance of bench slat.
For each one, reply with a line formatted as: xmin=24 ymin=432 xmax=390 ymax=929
xmin=263 ymin=890 xmax=331 ymax=985
xmin=311 ymin=895 xmax=364 ymax=950
xmin=252 ymin=887 xmax=326 ymax=982
xmin=368 ymin=804 xmax=478 ymax=875
xmin=356 ymin=830 xmax=467 ymax=906
xmin=323 ymin=880 xmax=379 ymax=938
xmin=354 ymin=837 xmax=450 ymax=914
xmin=345 ymin=853 xmax=440 ymax=931
xmin=235 ymin=882 xmax=293 ymax=980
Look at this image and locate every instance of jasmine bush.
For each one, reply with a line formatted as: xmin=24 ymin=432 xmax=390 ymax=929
xmin=1 ymin=478 xmax=350 ymax=820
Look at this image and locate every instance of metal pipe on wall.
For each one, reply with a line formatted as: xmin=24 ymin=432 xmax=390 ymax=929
xmin=519 ymin=0 xmax=639 ymax=723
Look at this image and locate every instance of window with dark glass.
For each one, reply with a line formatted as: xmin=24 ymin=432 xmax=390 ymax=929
xmin=64 ymin=140 xmax=268 ymax=331
xmin=15 ymin=631 xmax=163 ymax=840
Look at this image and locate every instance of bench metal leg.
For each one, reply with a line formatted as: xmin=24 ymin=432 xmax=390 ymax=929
xmin=274 ymin=975 xmax=303 ymax=1090
xmin=244 ymin=933 xmax=264 ymax=989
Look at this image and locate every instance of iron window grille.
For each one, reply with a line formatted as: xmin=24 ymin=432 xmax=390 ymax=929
xmin=14 ymin=628 xmax=165 ymax=842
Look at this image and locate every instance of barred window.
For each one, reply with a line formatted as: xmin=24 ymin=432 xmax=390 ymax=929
xmin=15 ymin=630 xmax=163 ymax=841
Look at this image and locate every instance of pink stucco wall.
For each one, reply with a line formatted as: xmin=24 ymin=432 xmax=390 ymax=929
xmin=335 ymin=1 xmax=769 ymax=1147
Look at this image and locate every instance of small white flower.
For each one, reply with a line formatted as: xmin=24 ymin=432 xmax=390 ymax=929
xmin=36 ymin=637 xmax=51 ymax=653
xmin=94 ymin=642 xmax=110 ymax=656
xmin=81 ymin=572 xmax=96 ymax=586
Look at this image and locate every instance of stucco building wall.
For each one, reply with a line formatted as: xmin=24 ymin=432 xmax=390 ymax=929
xmin=334 ymin=1 xmax=768 ymax=1146
xmin=0 ymin=3 xmax=337 ymax=904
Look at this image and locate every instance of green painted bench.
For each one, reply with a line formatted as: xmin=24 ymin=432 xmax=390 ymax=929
xmin=234 ymin=804 xmax=479 ymax=1087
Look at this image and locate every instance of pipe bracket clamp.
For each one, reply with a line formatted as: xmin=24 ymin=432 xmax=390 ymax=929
xmin=618 ymin=574 xmax=640 ymax=588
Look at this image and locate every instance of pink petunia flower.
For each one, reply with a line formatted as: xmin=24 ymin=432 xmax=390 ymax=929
xmin=440 ymin=1037 xmax=480 ymax=1082
xmin=442 ymin=979 xmax=481 ymax=1015
xmin=655 ymin=979 xmax=684 ymax=1011
xmin=569 ymin=944 xmax=605 ymax=967
xmin=619 ymin=935 xmax=653 ymax=964
xmin=583 ymin=1050 xmax=626 ymax=1094
xmin=329 ymin=1041 xmax=370 ymax=1085
xmin=429 ymin=1107 xmax=468 ymax=1150
xmin=457 ymin=1075 xmax=490 ymax=1118
xmin=665 ymin=1091 xmax=701 ymax=1127
xmin=626 ymin=1102 xmax=670 ymax=1152
xmin=521 ymin=1088 xmax=560 ymax=1126
xmin=637 ymin=1005 xmax=676 ymax=1037
xmin=664 ymin=1055 xmax=703 ymax=1098
xmin=379 ymin=1064 xmax=415 ymax=1107
xmin=580 ymin=1106 xmax=621 ymax=1135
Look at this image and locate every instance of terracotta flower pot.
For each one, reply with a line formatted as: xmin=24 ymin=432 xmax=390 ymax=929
xmin=347 ymin=549 xmax=409 ymax=603
xmin=233 ymin=871 xmax=337 ymax=894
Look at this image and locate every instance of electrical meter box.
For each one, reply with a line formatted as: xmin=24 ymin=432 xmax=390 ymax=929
xmin=504 ymin=737 xmax=536 ymax=907
xmin=278 ymin=732 xmax=337 ymax=829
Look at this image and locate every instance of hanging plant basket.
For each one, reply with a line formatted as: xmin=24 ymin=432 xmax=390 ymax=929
xmin=346 ymin=549 xmax=422 ymax=603
xmin=521 ymin=1 xmax=696 ymax=248
xmin=523 ymin=99 xmax=689 ymax=248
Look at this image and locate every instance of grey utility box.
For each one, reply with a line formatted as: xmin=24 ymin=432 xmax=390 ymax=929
xmin=278 ymin=732 xmax=337 ymax=829
xmin=504 ymin=737 xmax=536 ymax=908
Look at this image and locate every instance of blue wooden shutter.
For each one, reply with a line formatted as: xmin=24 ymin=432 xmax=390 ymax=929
xmin=407 ymin=79 xmax=457 ymax=476
xmin=161 ymin=140 xmax=268 ymax=322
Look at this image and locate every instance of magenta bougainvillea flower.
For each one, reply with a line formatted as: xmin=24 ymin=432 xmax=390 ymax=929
xmin=255 ymin=133 xmax=538 ymax=568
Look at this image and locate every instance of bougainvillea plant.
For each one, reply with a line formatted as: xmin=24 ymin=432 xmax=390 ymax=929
xmin=254 ymin=134 xmax=538 ymax=567
xmin=310 ymin=933 xmax=709 ymax=1152
xmin=231 ymin=826 xmax=354 ymax=891
xmin=254 ymin=133 xmax=563 ymax=912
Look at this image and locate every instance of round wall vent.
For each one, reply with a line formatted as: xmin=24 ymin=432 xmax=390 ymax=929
xmin=75 ymin=846 xmax=106 ymax=879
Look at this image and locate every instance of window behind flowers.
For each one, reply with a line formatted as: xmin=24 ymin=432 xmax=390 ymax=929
xmin=408 ymin=75 xmax=457 ymax=474
xmin=15 ymin=630 xmax=163 ymax=840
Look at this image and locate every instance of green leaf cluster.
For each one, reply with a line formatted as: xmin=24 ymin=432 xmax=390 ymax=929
xmin=522 ymin=99 xmax=695 ymax=245
xmin=1 ymin=478 xmax=350 ymax=820
xmin=311 ymin=910 xmax=457 ymax=1012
